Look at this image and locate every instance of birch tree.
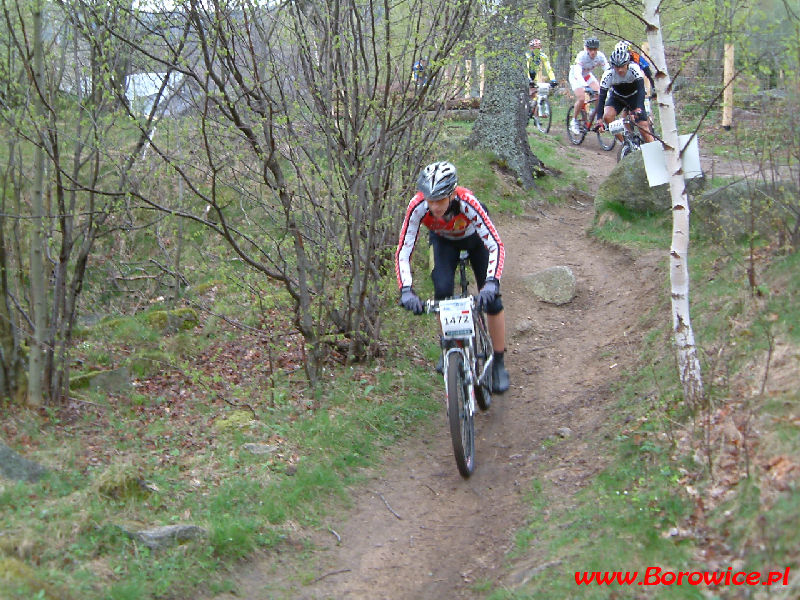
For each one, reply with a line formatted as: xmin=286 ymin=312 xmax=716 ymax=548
xmin=642 ymin=0 xmax=704 ymax=407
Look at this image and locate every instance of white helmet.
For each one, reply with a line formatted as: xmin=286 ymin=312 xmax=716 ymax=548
xmin=609 ymin=47 xmax=631 ymax=67
xmin=615 ymin=40 xmax=631 ymax=53
xmin=417 ymin=162 xmax=457 ymax=201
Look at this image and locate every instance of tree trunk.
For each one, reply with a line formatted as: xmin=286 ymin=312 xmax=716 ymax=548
xmin=643 ymin=0 xmax=705 ymax=408
xmin=28 ymin=0 xmax=47 ymax=406
xmin=469 ymin=1 xmax=544 ymax=189
xmin=544 ymin=0 xmax=576 ymax=81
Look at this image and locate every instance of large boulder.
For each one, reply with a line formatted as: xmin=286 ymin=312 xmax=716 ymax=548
xmin=0 ymin=442 xmax=48 ymax=482
xmin=693 ymin=180 xmax=799 ymax=242
xmin=595 ymin=151 xmax=706 ymax=216
xmin=146 ymin=307 xmax=199 ymax=334
xmin=70 ymin=366 xmax=132 ymax=394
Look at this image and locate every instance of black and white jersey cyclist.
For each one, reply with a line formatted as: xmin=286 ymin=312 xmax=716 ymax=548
xmin=592 ymin=47 xmax=655 ymax=144
xmin=395 ymin=161 xmax=510 ymax=393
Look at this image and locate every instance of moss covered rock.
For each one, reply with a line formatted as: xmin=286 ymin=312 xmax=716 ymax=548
xmin=595 ymin=151 xmax=706 ymax=218
xmin=213 ymin=410 xmax=256 ymax=432
xmin=69 ymin=367 xmax=131 ymax=393
xmin=0 ymin=557 xmax=63 ymax=599
xmin=693 ymin=180 xmax=798 ymax=242
xmin=146 ymin=307 xmax=199 ymax=334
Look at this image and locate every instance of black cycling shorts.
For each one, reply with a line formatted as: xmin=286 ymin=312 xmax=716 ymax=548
xmin=429 ymin=231 xmax=504 ymax=315
xmin=607 ymin=91 xmax=648 ymax=122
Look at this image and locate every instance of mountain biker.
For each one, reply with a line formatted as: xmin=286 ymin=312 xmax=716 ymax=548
xmin=568 ymin=37 xmax=608 ymax=135
xmin=395 ymin=161 xmax=511 ymax=394
xmin=413 ymin=57 xmax=428 ymax=88
xmin=614 ymin=40 xmax=656 ymax=96
xmin=592 ymin=47 xmax=655 ymax=144
xmin=526 ymin=39 xmax=557 ymax=116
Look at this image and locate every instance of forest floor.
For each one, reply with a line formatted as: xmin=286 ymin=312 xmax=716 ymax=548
xmin=206 ymin=138 xmax=682 ymax=599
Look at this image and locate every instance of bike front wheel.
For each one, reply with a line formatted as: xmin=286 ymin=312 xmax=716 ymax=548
xmin=446 ymin=351 xmax=475 ymax=477
xmin=596 ymin=126 xmax=616 ymax=151
xmin=566 ymin=107 xmax=586 ymax=145
xmin=617 ymin=136 xmax=641 ymax=162
xmin=536 ymin=99 xmax=552 ymax=133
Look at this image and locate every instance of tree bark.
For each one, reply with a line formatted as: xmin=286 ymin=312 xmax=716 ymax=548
xmin=643 ymin=0 xmax=705 ymax=408
xmin=469 ymin=0 xmax=544 ymax=189
xmin=28 ymin=0 xmax=47 ymax=406
xmin=543 ymin=0 xmax=576 ymax=81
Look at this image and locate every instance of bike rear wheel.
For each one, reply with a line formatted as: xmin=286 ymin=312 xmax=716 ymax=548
xmin=536 ymin=99 xmax=552 ymax=133
xmin=447 ymin=351 xmax=475 ymax=477
xmin=566 ymin=107 xmax=586 ymax=145
xmin=473 ymin=311 xmax=492 ymax=411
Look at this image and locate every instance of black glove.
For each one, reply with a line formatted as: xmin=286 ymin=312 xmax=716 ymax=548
xmin=550 ymin=80 xmax=558 ymax=88
xmin=400 ymin=286 xmax=423 ymax=315
xmin=476 ymin=278 xmax=499 ymax=311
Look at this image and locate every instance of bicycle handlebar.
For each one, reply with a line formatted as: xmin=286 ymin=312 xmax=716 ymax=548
xmin=424 ymin=296 xmax=477 ymax=314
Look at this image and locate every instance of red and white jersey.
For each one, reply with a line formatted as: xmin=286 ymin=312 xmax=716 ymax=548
xmin=395 ymin=186 xmax=505 ymax=289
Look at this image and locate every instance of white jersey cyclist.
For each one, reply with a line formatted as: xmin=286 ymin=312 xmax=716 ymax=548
xmin=569 ymin=49 xmax=609 ymax=91
xmin=395 ymin=186 xmax=504 ymax=290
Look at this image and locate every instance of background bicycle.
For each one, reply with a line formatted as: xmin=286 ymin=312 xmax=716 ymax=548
xmin=566 ymin=86 xmax=616 ymax=151
xmin=528 ymin=82 xmax=554 ymax=134
xmin=425 ymin=250 xmax=493 ymax=478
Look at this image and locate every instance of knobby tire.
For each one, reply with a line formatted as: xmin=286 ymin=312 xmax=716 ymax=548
xmin=536 ymin=99 xmax=552 ymax=134
xmin=596 ymin=127 xmax=616 ymax=151
xmin=617 ymin=134 xmax=641 ymax=162
xmin=447 ymin=351 xmax=475 ymax=478
xmin=566 ymin=106 xmax=586 ymax=145
xmin=473 ymin=311 xmax=492 ymax=411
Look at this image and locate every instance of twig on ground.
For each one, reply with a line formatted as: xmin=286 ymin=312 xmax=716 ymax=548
xmin=422 ymin=483 xmax=439 ymax=496
xmin=310 ymin=568 xmax=351 ymax=584
xmin=376 ymin=491 xmax=403 ymax=520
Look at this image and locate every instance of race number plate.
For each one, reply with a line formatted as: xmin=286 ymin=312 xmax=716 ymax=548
xmin=608 ymin=118 xmax=625 ymax=134
xmin=439 ymin=298 xmax=474 ymax=340
xmin=537 ymin=83 xmax=550 ymax=96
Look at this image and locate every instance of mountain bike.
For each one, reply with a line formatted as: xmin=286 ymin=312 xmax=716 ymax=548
xmin=566 ymin=86 xmax=615 ymax=151
xmin=609 ymin=115 xmax=646 ymax=161
xmin=425 ymin=250 xmax=493 ymax=478
xmin=528 ymin=82 xmax=554 ymax=134
xmin=609 ymin=98 xmax=657 ymax=162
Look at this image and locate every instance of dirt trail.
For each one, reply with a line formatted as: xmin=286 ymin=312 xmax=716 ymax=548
xmin=211 ymin=141 xmax=666 ymax=599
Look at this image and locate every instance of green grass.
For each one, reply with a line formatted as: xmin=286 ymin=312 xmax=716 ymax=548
xmin=0 ymin=290 xmax=443 ymax=599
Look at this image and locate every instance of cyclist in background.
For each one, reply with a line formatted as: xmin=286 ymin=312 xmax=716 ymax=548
xmin=413 ymin=56 xmax=428 ymax=88
xmin=396 ymin=161 xmax=510 ymax=394
xmin=614 ymin=40 xmax=656 ymax=96
xmin=568 ymin=37 xmax=608 ymax=135
xmin=592 ymin=47 xmax=655 ymax=144
xmin=526 ymin=39 xmax=558 ymax=116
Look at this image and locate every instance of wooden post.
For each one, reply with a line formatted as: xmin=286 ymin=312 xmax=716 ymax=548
xmin=722 ymin=43 xmax=734 ymax=130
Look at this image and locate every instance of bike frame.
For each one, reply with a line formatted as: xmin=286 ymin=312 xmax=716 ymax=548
xmin=425 ymin=250 xmax=493 ymax=477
